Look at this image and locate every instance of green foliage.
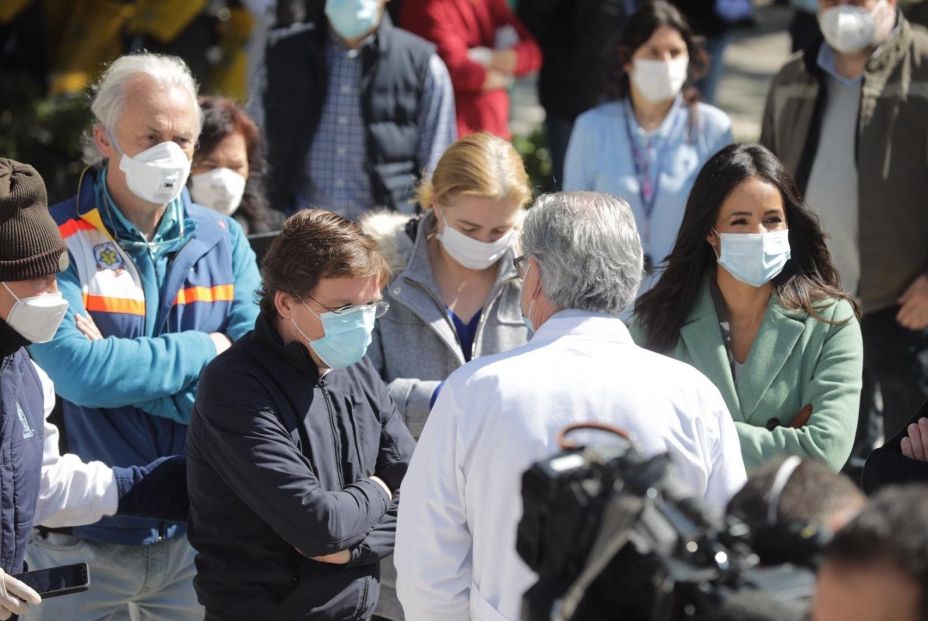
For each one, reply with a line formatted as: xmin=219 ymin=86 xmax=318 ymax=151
xmin=512 ymin=127 xmax=555 ymax=199
xmin=1 ymin=74 xmax=91 ymax=204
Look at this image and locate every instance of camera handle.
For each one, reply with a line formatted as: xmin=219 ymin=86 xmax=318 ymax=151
xmin=556 ymin=422 xmax=632 ymax=450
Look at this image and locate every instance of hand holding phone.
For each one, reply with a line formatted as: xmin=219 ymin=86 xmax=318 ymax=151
xmin=0 ymin=568 xmax=41 ymax=620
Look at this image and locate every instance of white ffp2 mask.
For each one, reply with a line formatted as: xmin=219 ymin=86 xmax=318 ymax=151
xmin=436 ymin=213 xmax=514 ymax=271
xmin=189 ymin=168 xmax=247 ymax=216
xmin=818 ymin=0 xmax=891 ymax=54
xmin=116 ymin=140 xmax=191 ymax=205
xmin=2 ymin=282 xmax=69 ymax=344
xmin=631 ymin=57 xmax=689 ymax=103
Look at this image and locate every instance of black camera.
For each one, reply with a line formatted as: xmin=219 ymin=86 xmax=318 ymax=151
xmin=516 ymin=423 xmax=817 ymax=621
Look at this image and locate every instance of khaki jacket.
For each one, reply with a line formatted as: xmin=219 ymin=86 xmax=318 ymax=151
xmin=760 ymin=17 xmax=928 ymax=313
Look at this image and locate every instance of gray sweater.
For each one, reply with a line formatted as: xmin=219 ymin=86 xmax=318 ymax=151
xmin=366 ymin=211 xmax=529 ymax=437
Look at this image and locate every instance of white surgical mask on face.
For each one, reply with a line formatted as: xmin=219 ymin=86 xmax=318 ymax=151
xmin=189 ymin=168 xmax=247 ymax=216
xmin=715 ymin=229 xmax=792 ymax=288
xmin=435 ymin=211 xmax=514 ymax=271
xmin=818 ymin=0 xmax=890 ymax=54
xmin=631 ymin=57 xmax=689 ymax=103
xmin=114 ymin=137 xmax=192 ymax=205
xmin=2 ymin=282 xmax=69 ymax=344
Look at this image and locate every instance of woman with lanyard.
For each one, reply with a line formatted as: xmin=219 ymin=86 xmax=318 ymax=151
xmin=631 ymin=144 xmax=863 ymax=473
xmin=563 ymin=0 xmax=732 ymax=298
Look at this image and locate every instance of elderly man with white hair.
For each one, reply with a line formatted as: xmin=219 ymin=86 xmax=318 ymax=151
xmin=24 ymin=53 xmax=260 ymax=620
xmin=394 ymin=191 xmax=747 ymax=621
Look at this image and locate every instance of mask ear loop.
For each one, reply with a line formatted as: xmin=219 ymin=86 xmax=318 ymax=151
xmin=766 ymin=455 xmax=803 ymax=526
xmin=1 ymin=282 xmax=20 ymax=303
xmin=710 ymin=228 xmax=722 ymax=261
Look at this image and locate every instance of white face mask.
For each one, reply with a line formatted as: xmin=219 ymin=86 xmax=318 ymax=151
xmin=715 ymin=229 xmax=791 ymax=288
xmin=631 ymin=57 xmax=689 ymax=103
xmin=436 ymin=211 xmax=514 ymax=271
xmin=2 ymin=282 xmax=69 ymax=344
xmin=115 ymin=139 xmax=192 ymax=205
xmin=818 ymin=0 xmax=891 ymax=54
xmin=189 ymin=168 xmax=247 ymax=216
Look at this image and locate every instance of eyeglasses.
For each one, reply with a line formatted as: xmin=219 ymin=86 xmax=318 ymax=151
xmin=513 ymin=255 xmax=528 ymax=279
xmin=304 ymin=294 xmax=390 ymax=319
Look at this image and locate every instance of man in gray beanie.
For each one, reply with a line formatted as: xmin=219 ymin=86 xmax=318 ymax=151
xmin=0 ymin=158 xmax=188 ymax=620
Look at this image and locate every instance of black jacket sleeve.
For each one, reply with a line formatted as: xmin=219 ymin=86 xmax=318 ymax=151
xmin=862 ymin=402 xmax=928 ymax=493
xmin=346 ymin=499 xmax=399 ymax=568
xmin=195 ymin=396 xmax=392 ymax=557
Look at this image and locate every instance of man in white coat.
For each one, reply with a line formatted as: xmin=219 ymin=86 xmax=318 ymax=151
xmin=394 ymin=191 xmax=747 ymax=621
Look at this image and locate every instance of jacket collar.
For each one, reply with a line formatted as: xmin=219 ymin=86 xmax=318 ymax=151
xmin=254 ymin=312 xmax=321 ymax=381
xmin=679 ymin=277 xmax=805 ymax=422
xmin=76 ymin=167 xmax=199 ymax=249
xmin=531 ymin=309 xmax=633 ymax=345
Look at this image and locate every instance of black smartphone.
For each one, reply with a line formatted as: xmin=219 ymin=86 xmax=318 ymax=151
xmin=12 ymin=562 xmax=90 ymax=599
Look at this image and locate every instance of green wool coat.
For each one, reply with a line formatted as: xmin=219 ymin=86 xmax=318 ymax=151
xmin=631 ymin=282 xmax=863 ymax=473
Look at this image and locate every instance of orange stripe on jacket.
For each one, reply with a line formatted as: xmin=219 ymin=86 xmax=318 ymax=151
xmin=173 ymin=284 xmax=235 ymax=306
xmin=83 ymin=294 xmax=146 ymax=316
xmin=59 ymin=218 xmax=96 ymax=239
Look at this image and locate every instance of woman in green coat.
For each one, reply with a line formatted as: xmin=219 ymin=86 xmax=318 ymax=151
xmin=632 ymin=143 xmax=862 ymax=473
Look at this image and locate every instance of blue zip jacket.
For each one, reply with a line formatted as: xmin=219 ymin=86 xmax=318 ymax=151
xmin=30 ymin=168 xmax=260 ymax=545
xmin=0 ymin=320 xmax=44 ymax=573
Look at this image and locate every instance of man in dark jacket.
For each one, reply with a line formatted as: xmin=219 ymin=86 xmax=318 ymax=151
xmin=187 ymin=209 xmax=416 ymax=620
xmin=760 ymin=0 xmax=928 ymax=473
xmin=252 ymin=0 xmax=456 ymax=218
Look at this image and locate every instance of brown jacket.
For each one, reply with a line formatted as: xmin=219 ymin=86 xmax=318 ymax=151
xmin=760 ymin=17 xmax=928 ymax=314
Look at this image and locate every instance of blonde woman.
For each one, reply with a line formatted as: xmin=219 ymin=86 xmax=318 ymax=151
xmin=364 ymin=132 xmax=531 ymax=438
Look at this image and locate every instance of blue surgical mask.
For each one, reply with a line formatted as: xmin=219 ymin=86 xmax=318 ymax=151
xmin=325 ymin=0 xmax=381 ymax=40
xmin=715 ymin=229 xmax=791 ymax=288
xmin=291 ymin=301 xmax=379 ymax=369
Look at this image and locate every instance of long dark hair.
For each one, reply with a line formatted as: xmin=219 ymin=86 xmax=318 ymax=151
xmin=634 ymin=143 xmax=860 ymax=353
xmin=603 ymin=0 xmax=710 ymax=106
xmin=195 ymin=96 xmax=277 ymax=233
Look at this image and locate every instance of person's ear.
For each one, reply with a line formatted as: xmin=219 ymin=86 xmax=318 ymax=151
xmin=275 ymin=291 xmax=297 ymax=320
xmin=528 ymin=258 xmax=543 ymax=298
xmin=93 ymin=125 xmax=117 ymax=160
xmin=706 ymin=229 xmax=720 ymax=257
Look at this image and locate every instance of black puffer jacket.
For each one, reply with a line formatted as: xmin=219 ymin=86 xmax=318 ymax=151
xmin=187 ymin=312 xmax=416 ymax=620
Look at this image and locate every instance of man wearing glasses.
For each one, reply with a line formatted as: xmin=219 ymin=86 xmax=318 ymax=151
xmin=186 ymin=209 xmax=415 ymax=620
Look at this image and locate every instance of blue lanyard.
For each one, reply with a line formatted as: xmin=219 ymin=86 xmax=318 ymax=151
xmin=623 ymin=98 xmax=685 ymax=222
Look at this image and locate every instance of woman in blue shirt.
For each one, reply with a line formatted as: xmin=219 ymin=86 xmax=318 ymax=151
xmin=564 ymin=0 xmax=733 ymax=295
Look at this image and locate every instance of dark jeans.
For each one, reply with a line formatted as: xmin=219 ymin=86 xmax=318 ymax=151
xmin=847 ymin=307 xmax=928 ymax=474
xmin=544 ymin=113 xmax=574 ymax=191
xmin=697 ymin=33 xmax=731 ymax=105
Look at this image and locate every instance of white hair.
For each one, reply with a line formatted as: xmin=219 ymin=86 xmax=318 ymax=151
xmin=81 ymin=53 xmax=202 ymax=167
xmin=521 ymin=191 xmax=644 ymax=315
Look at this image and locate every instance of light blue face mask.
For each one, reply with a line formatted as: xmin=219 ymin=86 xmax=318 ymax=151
xmin=325 ymin=0 xmax=381 ymax=40
xmin=291 ymin=300 xmax=380 ymax=369
xmin=715 ymin=229 xmax=791 ymax=288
